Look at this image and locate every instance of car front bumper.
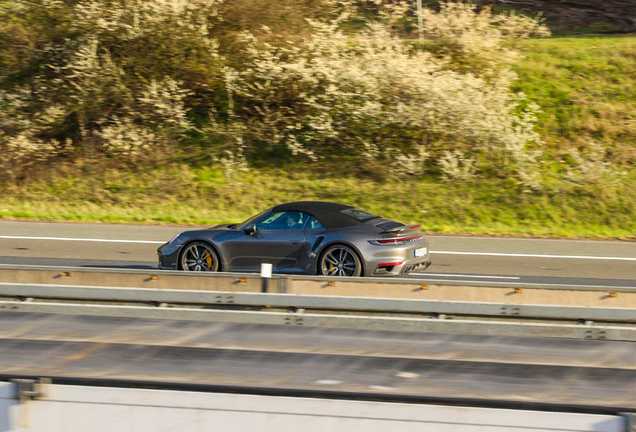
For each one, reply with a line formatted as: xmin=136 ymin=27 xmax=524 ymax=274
xmin=157 ymin=242 xmax=181 ymax=270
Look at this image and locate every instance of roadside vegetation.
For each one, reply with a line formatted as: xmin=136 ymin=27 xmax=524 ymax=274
xmin=1 ymin=1 xmax=635 ymax=238
xmin=4 ymin=164 xmax=636 ymax=238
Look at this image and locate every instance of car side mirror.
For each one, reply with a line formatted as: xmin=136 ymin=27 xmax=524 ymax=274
xmin=244 ymin=224 xmax=257 ymax=235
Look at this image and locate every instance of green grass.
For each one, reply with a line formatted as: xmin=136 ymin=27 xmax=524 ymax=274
xmin=3 ymin=35 xmax=636 ymax=238
xmin=512 ymin=35 xmax=636 ymax=151
xmin=2 ymin=164 xmax=636 ymax=239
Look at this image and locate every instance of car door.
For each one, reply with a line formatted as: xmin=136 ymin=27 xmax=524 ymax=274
xmin=229 ymin=211 xmax=307 ymax=271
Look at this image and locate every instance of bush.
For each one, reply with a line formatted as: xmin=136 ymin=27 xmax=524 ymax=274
xmin=226 ymin=1 xmax=550 ymax=186
xmin=0 ymin=0 xmax=223 ymax=179
xmin=0 ymin=0 xmax=550 ymax=186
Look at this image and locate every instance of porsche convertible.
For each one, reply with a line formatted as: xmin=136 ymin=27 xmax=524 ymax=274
xmin=157 ymin=201 xmax=431 ymax=277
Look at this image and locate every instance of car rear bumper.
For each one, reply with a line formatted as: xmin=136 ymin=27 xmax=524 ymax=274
xmin=363 ymin=238 xmax=431 ymax=277
xmin=371 ymin=258 xmax=431 ymax=277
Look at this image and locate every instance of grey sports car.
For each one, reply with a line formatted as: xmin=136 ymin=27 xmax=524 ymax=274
xmin=158 ymin=201 xmax=431 ymax=277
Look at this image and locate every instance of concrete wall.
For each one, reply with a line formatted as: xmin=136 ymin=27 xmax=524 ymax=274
xmin=2 ymin=266 xmax=634 ymax=308
xmin=288 ymin=280 xmax=630 ymax=307
xmin=0 ymin=382 xmax=625 ymax=432
xmin=0 ymin=267 xmax=276 ymax=293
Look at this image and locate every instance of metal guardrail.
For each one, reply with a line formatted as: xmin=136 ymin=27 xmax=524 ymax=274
xmin=0 ymin=264 xmax=283 ymax=293
xmin=1 ymin=282 xmax=636 ymax=341
xmin=0 ymin=300 xmax=631 ymax=341
xmin=1 ymin=282 xmax=636 ymax=323
xmin=2 ymin=264 xmax=636 ymax=309
xmin=0 ymin=264 xmax=636 ymax=293
xmin=2 ymin=263 xmax=636 ymax=292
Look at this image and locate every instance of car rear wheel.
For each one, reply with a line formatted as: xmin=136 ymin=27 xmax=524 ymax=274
xmin=319 ymin=245 xmax=362 ymax=277
xmin=180 ymin=242 xmax=219 ymax=272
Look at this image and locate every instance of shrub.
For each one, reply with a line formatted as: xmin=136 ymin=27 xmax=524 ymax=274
xmin=0 ymin=0 xmax=550 ymax=186
xmin=225 ymin=1 xmax=550 ymax=185
xmin=0 ymin=0 xmax=223 ymax=179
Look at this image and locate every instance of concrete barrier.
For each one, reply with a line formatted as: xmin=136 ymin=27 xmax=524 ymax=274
xmin=0 ymin=382 xmax=629 ymax=432
xmin=2 ymin=300 xmax=636 ymax=340
xmin=286 ymin=278 xmax=631 ymax=308
xmin=0 ymin=265 xmax=280 ymax=293
xmin=1 ymin=382 xmax=628 ymax=432
xmin=0 ymin=264 xmax=634 ymax=308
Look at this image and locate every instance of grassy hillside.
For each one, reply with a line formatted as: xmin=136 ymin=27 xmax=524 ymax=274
xmin=1 ymin=4 xmax=635 ymax=238
xmin=484 ymin=0 xmax=636 ymax=35
xmin=3 ymin=155 xmax=636 ymax=240
xmin=513 ymin=36 xmax=636 ymax=151
xmin=406 ymin=1 xmax=636 ymax=36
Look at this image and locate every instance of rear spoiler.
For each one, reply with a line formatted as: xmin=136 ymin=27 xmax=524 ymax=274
xmin=381 ymin=224 xmax=421 ymax=234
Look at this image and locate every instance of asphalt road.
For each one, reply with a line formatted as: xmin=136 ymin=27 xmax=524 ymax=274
xmin=1 ymin=220 xmax=636 ymax=287
xmin=2 ymin=312 xmax=636 ymax=411
xmin=2 ymin=222 xmax=636 ymax=410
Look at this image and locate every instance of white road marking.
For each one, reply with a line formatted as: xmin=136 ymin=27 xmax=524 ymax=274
xmin=395 ymin=372 xmax=420 ymax=379
xmin=433 ymin=251 xmax=636 ymax=261
xmin=0 ymin=236 xmax=164 ymax=244
xmin=418 ymin=273 xmax=520 ymax=280
xmin=314 ymin=380 xmax=342 ymax=385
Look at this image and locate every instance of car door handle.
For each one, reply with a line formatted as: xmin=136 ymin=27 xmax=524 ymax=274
xmin=289 ymin=241 xmax=300 ymax=245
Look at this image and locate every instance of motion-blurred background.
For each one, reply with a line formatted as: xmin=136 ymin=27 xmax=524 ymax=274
xmin=1 ymin=0 xmax=634 ymax=237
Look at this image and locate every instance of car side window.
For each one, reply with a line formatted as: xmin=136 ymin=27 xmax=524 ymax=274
xmin=255 ymin=211 xmax=306 ymax=231
xmin=305 ymin=216 xmax=325 ymax=230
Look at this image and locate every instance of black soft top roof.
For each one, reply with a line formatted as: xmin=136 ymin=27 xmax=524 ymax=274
xmin=271 ymin=201 xmax=363 ymax=229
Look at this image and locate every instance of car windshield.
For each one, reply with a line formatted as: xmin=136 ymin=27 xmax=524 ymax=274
xmin=237 ymin=210 xmax=269 ymax=229
xmin=340 ymin=208 xmax=379 ymax=222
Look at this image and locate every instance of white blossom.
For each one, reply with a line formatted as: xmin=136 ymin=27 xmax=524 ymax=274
xmin=566 ymin=140 xmax=626 ymax=187
xmin=225 ymin=1 xmax=548 ymax=184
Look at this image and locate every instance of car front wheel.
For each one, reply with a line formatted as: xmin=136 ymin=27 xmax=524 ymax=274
xmin=180 ymin=242 xmax=219 ymax=272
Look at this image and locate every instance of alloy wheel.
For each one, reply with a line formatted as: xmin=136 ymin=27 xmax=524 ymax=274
xmin=180 ymin=242 xmax=219 ymax=272
xmin=320 ymin=246 xmax=360 ymax=277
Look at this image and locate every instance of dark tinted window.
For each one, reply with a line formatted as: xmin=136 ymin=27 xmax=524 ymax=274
xmin=340 ymin=208 xmax=379 ymax=222
xmin=238 ymin=210 xmax=269 ymax=229
xmin=255 ymin=211 xmax=306 ymax=230
xmin=305 ymin=216 xmax=325 ymax=230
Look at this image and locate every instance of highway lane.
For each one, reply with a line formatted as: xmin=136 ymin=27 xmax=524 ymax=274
xmin=1 ymin=220 xmax=635 ymax=286
xmin=3 ymin=313 xmax=636 ymax=369
xmin=3 ymin=312 xmax=636 ymax=410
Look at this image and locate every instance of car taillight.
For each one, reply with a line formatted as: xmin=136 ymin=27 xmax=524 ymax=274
xmin=378 ymin=262 xmax=404 ymax=267
xmin=373 ymin=234 xmax=423 ymax=244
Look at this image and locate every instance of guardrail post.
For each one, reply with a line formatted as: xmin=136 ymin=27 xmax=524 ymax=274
xmin=620 ymin=413 xmax=636 ymax=432
xmin=11 ymin=378 xmax=50 ymax=428
xmin=261 ymin=263 xmax=272 ymax=293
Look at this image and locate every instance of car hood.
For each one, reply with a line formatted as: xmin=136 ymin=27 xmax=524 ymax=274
xmin=209 ymin=224 xmax=236 ymax=230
